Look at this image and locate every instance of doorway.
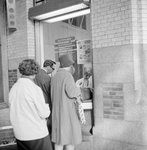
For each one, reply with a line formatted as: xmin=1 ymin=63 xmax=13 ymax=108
xmin=35 ymin=12 xmax=94 ymax=139
xmin=41 ymin=14 xmax=92 ymax=82
xmin=0 ymin=44 xmax=4 ymax=103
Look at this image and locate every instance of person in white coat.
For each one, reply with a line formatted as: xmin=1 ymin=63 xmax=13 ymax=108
xmin=9 ymin=59 xmax=52 ymax=150
xmin=76 ymin=67 xmax=93 ymax=89
xmin=76 ymin=67 xmax=93 ymax=100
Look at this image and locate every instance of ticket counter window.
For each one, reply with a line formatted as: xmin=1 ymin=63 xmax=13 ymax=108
xmin=32 ymin=10 xmax=93 ymax=130
xmin=55 ymin=47 xmax=93 ymax=102
xmin=39 ymin=13 xmax=93 ymax=103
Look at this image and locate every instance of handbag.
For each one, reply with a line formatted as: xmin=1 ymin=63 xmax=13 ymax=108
xmin=80 ymin=87 xmax=92 ymax=100
xmin=75 ymin=97 xmax=86 ymax=124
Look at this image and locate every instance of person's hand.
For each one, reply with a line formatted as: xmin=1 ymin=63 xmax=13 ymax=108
xmin=76 ymin=96 xmax=82 ymax=104
xmin=83 ymin=73 xmax=88 ymax=80
xmin=46 ymin=104 xmax=51 ymax=116
xmin=89 ymin=87 xmax=94 ymax=92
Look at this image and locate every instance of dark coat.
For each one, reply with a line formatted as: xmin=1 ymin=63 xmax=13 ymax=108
xmin=34 ymin=69 xmax=52 ymax=109
xmin=51 ymin=68 xmax=82 ymax=145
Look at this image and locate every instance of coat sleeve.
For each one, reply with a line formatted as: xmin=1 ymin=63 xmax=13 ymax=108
xmin=76 ymin=78 xmax=84 ymax=87
xmin=65 ymin=74 xmax=81 ymax=99
xmin=33 ymin=86 xmax=50 ymax=119
xmin=34 ymin=74 xmax=51 ymax=104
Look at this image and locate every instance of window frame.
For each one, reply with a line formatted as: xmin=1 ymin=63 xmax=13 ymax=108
xmin=62 ymin=15 xmax=87 ymax=30
xmin=0 ymin=1 xmax=9 ymax=109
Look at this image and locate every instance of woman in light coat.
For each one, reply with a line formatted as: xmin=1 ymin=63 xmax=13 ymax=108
xmin=51 ymin=54 xmax=82 ymax=150
xmin=9 ymin=59 xmax=52 ymax=150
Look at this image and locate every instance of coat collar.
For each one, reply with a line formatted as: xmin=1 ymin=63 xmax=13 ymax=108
xmin=18 ymin=77 xmax=35 ymax=83
xmin=41 ymin=68 xmax=47 ymax=73
xmin=57 ymin=68 xmax=69 ymax=72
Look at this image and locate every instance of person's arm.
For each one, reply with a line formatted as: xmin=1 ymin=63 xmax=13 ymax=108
xmin=33 ymin=86 xmax=50 ymax=119
xmin=76 ymin=78 xmax=83 ymax=87
xmin=65 ymin=74 xmax=81 ymax=99
xmin=42 ymin=79 xmax=51 ymax=100
xmin=87 ymin=76 xmax=94 ymax=92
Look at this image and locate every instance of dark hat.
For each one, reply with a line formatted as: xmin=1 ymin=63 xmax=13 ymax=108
xmin=59 ymin=54 xmax=74 ymax=67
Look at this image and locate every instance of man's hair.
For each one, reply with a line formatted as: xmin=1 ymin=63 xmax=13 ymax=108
xmin=18 ymin=59 xmax=40 ymax=76
xmin=84 ymin=67 xmax=92 ymax=75
xmin=43 ymin=60 xmax=56 ymax=68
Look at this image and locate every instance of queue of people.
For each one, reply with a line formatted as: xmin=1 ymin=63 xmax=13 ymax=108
xmin=9 ymin=54 xmax=91 ymax=150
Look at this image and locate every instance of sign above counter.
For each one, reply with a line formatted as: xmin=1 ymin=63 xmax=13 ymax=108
xmin=54 ymin=36 xmax=76 ymax=53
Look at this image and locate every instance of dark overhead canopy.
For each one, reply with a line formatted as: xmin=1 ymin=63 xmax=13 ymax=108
xmin=29 ymin=0 xmax=90 ymax=21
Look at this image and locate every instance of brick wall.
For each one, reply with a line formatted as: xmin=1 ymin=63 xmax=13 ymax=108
xmin=7 ymin=0 xmax=35 ymax=59
xmin=91 ymin=0 xmax=147 ymax=150
xmin=138 ymin=0 xmax=147 ymax=45
xmin=103 ymin=83 xmax=124 ymax=120
xmin=26 ymin=0 xmax=35 ymax=58
xmin=8 ymin=69 xmax=17 ymax=90
xmin=91 ymin=0 xmax=132 ymax=48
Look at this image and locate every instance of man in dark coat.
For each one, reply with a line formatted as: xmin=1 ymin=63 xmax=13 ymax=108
xmin=34 ymin=59 xmax=56 ymax=134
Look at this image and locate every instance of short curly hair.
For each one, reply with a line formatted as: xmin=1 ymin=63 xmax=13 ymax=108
xmin=18 ymin=59 xmax=40 ymax=76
